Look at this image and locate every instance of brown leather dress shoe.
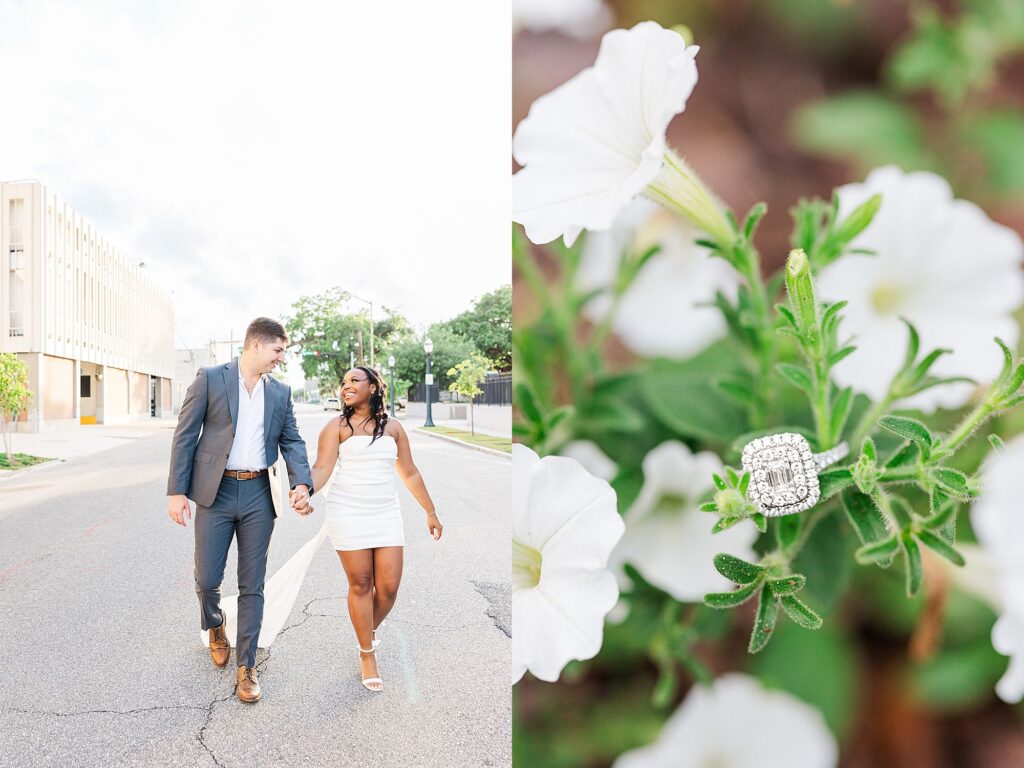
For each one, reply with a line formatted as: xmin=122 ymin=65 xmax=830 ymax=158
xmin=208 ymin=625 xmax=230 ymax=668
xmin=236 ymin=666 xmax=261 ymax=703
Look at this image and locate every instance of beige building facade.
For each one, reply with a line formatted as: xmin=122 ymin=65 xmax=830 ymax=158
xmin=1 ymin=180 xmax=174 ymax=431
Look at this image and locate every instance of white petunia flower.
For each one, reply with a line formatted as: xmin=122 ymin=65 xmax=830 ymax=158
xmin=614 ymin=673 xmax=838 ymax=768
xmin=512 ymin=0 xmax=613 ymax=38
xmin=817 ymin=166 xmax=1024 ymax=412
xmin=969 ymin=434 xmax=1024 ymax=702
xmin=577 ymin=199 xmax=736 ymax=358
xmin=513 ymin=444 xmax=625 ymax=683
xmin=559 ymin=439 xmax=618 ymax=481
xmin=511 ymin=21 xmax=731 ymax=247
xmin=609 ymin=441 xmax=758 ymax=602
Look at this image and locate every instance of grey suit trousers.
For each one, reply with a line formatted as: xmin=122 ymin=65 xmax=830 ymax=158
xmin=194 ymin=474 xmax=276 ymax=669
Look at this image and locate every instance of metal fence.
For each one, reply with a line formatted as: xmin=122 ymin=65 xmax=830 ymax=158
xmin=410 ymin=372 xmax=511 ymax=405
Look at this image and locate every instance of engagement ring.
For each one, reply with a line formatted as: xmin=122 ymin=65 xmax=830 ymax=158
xmin=740 ymin=433 xmax=849 ymax=517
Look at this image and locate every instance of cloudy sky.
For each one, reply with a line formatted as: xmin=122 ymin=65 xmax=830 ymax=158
xmin=0 ymin=0 xmax=510 ymax=361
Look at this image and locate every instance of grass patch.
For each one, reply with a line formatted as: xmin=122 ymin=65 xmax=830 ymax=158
xmin=421 ymin=426 xmax=511 ymax=453
xmin=0 ymin=452 xmax=54 ymax=470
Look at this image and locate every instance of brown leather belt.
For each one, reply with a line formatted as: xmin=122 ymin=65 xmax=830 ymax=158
xmin=224 ymin=469 xmax=268 ymax=480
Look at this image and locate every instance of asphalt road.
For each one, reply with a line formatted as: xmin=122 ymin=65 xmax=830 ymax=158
xmin=0 ymin=406 xmax=511 ymax=767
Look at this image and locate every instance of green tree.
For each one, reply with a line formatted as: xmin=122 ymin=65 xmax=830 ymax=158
xmin=385 ymin=325 xmax=476 ymax=399
xmin=0 ymin=353 xmax=32 ymax=463
xmin=447 ymin=353 xmax=493 ymax=434
xmin=283 ymin=288 xmax=413 ymax=394
xmin=445 ymin=285 xmax=511 ymax=370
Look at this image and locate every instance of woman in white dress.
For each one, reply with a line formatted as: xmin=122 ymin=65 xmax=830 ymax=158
xmin=310 ymin=366 xmax=443 ymax=691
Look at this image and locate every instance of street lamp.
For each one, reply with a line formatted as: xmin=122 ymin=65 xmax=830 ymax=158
xmin=348 ymin=293 xmax=375 ymax=368
xmin=423 ymin=337 xmax=435 ymax=427
xmin=388 ymin=354 xmax=396 ymax=418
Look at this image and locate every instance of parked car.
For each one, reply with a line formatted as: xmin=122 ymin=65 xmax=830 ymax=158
xmin=323 ymin=396 xmax=341 ymax=411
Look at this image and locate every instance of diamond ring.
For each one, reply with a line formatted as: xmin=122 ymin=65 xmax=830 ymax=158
xmin=741 ymin=433 xmax=849 ymax=517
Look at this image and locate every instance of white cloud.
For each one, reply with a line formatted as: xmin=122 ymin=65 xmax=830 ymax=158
xmin=0 ymin=0 xmax=511 ymax=353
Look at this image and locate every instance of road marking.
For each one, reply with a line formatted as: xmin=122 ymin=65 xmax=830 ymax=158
xmin=396 ymin=627 xmax=422 ymax=703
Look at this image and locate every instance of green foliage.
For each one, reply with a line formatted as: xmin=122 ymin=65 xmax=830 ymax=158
xmin=0 ymin=353 xmax=32 ymax=462
xmin=444 ymin=285 xmax=512 ymax=370
xmin=793 ymin=0 xmax=1024 ymax=206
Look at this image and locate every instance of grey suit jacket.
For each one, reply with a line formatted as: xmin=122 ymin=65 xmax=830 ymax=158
xmin=167 ymin=358 xmax=314 ymax=508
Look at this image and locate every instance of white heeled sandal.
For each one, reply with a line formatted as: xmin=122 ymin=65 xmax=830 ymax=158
xmin=357 ymin=645 xmax=383 ymax=692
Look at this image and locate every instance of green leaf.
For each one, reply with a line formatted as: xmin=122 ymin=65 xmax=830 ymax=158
xmin=819 ymin=467 xmax=854 ymax=502
xmin=791 ymin=510 xmax=851 ymax=610
xmin=900 ymin=317 xmax=921 ymax=372
xmin=777 ymin=363 xmax=813 ymax=393
xmin=641 ymin=355 xmax=747 ymax=446
xmin=712 ymin=473 xmax=728 ymax=491
xmin=834 ymin=194 xmax=882 ymax=246
xmin=930 ymin=466 xmax=971 ymax=498
xmin=780 ymin=595 xmax=823 ymax=630
xmin=749 ymin=588 xmax=779 ymax=654
xmin=752 ymin=513 xmax=768 ymax=534
xmin=651 ymin=663 xmax=678 ymax=708
xmin=842 ymin=488 xmax=889 ymax=545
xmin=885 ymin=441 xmax=920 ymax=469
xmin=699 ymin=501 xmax=719 ymax=513
xmin=743 ymin=202 xmax=768 ymax=239
xmin=792 ymin=91 xmax=932 ymax=172
xmin=713 ymin=553 xmax=764 ymax=584
xmin=830 ymin=387 xmax=854 ymax=442
xmin=877 ymin=415 xmax=933 ymax=457
xmin=738 ymin=472 xmax=750 ymax=496
xmin=861 ymin=437 xmax=877 ymax=463
xmin=776 ymin=304 xmax=798 ymax=328
xmin=820 ymin=300 xmax=848 ymax=336
xmin=855 ymin=535 xmax=900 ymax=566
xmin=514 ymin=381 xmax=543 ymax=427
xmin=725 ymin=466 xmax=740 ymax=486
xmin=989 ymin=434 xmax=1006 ymax=451
xmin=920 ymin=487 xmax=958 ymax=530
xmin=827 ymin=346 xmax=857 ymax=368
xmin=711 ymin=516 xmax=741 ymax=534
xmin=916 ymin=529 xmax=965 ymax=566
xmin=704 ymin=579 xmax=762 ymax=609
xmin=767 ymin=574 xmax=807 ymax=596
xmin=776 ymin=515 xmax=803 ymax=555
xmin=901 ymin=533 xmax=923 ymax=597
xmin=710 ymin=374 xmax=755 ymax=407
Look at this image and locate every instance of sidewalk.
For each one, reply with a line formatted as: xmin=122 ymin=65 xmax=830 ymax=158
xmin=4 ymin=418 xmax=178 ymax=462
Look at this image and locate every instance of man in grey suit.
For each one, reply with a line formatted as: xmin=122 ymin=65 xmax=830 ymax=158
xmin=166 ymin=317 xmax=314 ymax=704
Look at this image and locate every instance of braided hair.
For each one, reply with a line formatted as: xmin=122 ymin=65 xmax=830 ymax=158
xmin=341 ymin=366 xmax=389 ymax=444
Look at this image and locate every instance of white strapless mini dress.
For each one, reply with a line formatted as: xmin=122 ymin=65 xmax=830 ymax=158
xmin=325 ymin=435 xmax=405 ymax=550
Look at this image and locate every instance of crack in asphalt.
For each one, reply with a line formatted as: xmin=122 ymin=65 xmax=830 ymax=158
xmin=196 ymin=595 xmax=337 ymax=768
xmin=0 ymin=704 xmax=207 ymax=717
xmin=471 ymin=580 xmax=511 ymax=638
xmin=196 ymin=692 xmax=235 ymax=768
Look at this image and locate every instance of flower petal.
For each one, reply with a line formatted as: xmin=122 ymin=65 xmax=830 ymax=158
xmin=512 ymin=22 xmax=699 ymax=244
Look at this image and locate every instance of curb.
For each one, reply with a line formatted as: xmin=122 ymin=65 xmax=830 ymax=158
xmin=0 ymin=458 xmax=64 ymax=482
xmin=413 ymin=427 xmax=512 ymax=459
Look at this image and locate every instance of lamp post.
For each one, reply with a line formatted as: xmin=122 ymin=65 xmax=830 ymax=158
xmin=349 ymin=293 xmax=374 ymax=368
xmin=423 ymin=337 xmax=435 ymax=428
xmin=388 ymin=354 xmax=396 ymax=418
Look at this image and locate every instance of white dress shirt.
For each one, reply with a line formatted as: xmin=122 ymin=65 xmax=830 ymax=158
xmin=226 ymin=372 xmax=267 ymax=471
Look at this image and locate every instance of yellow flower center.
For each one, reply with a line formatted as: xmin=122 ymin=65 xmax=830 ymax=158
xmin=870 ymin=282 xmax=904 ymax=315
xmin=512 ymin=538 xmax=543 ymax=589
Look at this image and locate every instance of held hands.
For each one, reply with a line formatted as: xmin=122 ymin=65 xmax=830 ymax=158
xmin=289 ymin=484 xmax=313 ymax=516
xmin=426 ymin=511 xmax=443 ymax=541
xmin=167 ymin=494 xmax=192 ymax=527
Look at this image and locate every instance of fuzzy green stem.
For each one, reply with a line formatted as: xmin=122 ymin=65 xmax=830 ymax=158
xmin=938 ymin=401 xmax=994 ymax=455
xmin=849 ymin=393 xmax=894 ymax=452
xmin=645 ymin=150 xmax=733 ymax=247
